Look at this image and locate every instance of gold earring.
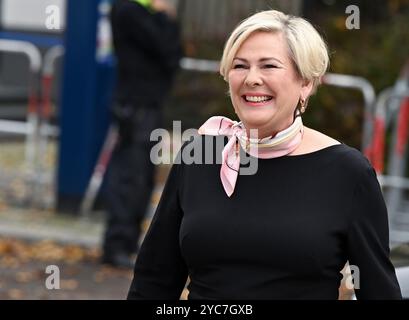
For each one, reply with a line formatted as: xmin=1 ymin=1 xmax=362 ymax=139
xmin=300 ymin=98 xmax=306 ymax=113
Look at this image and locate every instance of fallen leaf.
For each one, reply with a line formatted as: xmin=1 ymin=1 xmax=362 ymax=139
xmin=15 ymin=271 xmax=39 ymax=283
xmin=60 ymin=279 xmax=79 ymax=290
xmin=7 ymin=289 xmax=24 ymax=300
xmin=1 ymin=256 xmax=20 ymax=269
xmin=93 ymin=272 xmax=105 ymax=283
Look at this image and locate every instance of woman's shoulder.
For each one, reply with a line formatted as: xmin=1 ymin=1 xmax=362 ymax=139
xmin=301 ymin=127 xmax=372 ymax=170
xmin=306 ymin=127 xmax=340 ymax=145
xmin=295 ymin=127 xmax=341 ymax=155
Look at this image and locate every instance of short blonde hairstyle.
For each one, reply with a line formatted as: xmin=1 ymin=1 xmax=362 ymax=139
xmin=220 ymin=10 xmax=329 ymax=92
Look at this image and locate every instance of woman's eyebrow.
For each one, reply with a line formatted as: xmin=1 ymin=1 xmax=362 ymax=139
xmin=233 ymin=57 xmax=284 ymax=64
xmin=233 ymin=57 xmax=247 ymax=62
xmin=260 ymin=57 xmax=284 ymax=64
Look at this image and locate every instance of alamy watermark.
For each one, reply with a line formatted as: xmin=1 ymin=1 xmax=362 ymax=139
xmin=45 ymin=265 xmax=60 ymax=289
xmin=150 ymin=121 xmax=258 ymax=176
xmin=345 ymin=5 xmax=360 ymax=30
xmin=45 ymin=5 xmax=61 ymax=30
xmin=343 ymin=264 xmax=360 ymax=290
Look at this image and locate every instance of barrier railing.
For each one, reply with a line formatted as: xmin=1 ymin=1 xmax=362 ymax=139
xmin=41 ymin=45 xmax=64 ymax=128
xmin=370 ymin=59 xmax=409 ymax=246
xmin=0 ymin=41 xmax=61 ymax=208
xmin=0 ymin=39 xmax=43 ymax=206
xmin=321 ymin=73 xmax=376 ymax=160
xmin=35 ymin=45 xmax=64 ymax=208
xmin=0 ymin=39 xmax=42 ymax=175
xmin=180 ymin=57 xmax=220 ymax=72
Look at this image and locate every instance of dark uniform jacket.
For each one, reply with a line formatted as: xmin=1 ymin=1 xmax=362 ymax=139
xmin=111 ymin=0 xmax=183 ymax=106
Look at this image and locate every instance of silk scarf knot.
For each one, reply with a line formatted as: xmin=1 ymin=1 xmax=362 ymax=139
xmin=198 ymin=116 xmax=304 ymax=197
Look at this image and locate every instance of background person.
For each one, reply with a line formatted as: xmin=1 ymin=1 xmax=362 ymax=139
xmin=101 ymin=0 xmax=183 ymax=268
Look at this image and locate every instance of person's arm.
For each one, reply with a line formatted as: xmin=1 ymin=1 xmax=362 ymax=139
xmin=127 ymin=160 xmax=188 ymax=299
xmin=346 ymin=164 xmax=402 ymax=299
xmin=118 ymin=2 xmax=182 ymax=72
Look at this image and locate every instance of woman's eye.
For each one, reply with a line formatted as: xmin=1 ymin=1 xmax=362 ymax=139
xmin=233 ymin=64 xmax=247 ymax=69
xmin=264 ymin=64 xmax=278 ymax=69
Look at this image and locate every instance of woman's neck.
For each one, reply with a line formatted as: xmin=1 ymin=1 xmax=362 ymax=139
xmin=244 ymin=117 xmax=296 ymax=139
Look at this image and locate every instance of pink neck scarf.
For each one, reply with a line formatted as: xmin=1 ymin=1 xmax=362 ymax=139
xmin=198 ymin=116 xmax=304 ymax=197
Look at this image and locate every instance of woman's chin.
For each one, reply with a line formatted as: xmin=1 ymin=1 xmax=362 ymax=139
xmin=241 ymin=119 xmax=272 ymax=134
xmin=241 ymin=115 xmax=272 ymax=127
xmin=238 ymin=108 xmax=276 ymax=125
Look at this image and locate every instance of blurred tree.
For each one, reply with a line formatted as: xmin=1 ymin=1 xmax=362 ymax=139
xmin=302 ymin=0 xmax=409 ymax=148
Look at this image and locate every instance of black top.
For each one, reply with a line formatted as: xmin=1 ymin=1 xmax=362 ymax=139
xmin=128 ymin=135 xmax=402 ymax=300
xmin=111 ymin=0 xmax=183 ymax=105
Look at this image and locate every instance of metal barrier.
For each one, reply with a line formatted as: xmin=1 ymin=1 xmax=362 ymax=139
xmin=0 ymin=39 xmax=43 ymax=206
xmin=368 ymin=59 xmax=409 ymax=246
xmin=371 ymin=90 xmax=409 ymax=174
xmin=370 ymin=87 xmax=392 ymax=174
xmin=0 ymin=40 xmax=61 ymax=208
xmin=35 ymin=45 xmax=64 ymax=208
xmin=0 ymin=39 xmax=42 ymax=175
xmin=384 ymin=64 xmax=409 ymax=232
xmin=42 ymin=45 xmax=64 ymax=124
xmin=321 ymin=73 xmax=376 ymax=160
xmin=180 ymin=57 xmax=220 ymax=72
xmin=368 ymin=61 xmax=409 ymax=175
xmin=373 ymin=89 xmax=409 ymax=177
xmin=382 ymin=97 xmax=409 ymax=246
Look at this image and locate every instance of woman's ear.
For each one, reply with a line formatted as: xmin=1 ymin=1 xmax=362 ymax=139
xmin=300 ymin=79 xmax=313 ymax=100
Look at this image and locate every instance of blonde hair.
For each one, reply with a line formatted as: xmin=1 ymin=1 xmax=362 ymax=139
xmin=220 ymin=10 xmax=329 ymax=92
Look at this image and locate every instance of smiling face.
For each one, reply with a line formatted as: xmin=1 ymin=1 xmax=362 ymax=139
xmin=228 ymin=31 xmax=313 ymax=138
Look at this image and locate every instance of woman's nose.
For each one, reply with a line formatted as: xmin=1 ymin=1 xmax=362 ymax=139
xmin=244 ymin=68 xmax=263 ymax=87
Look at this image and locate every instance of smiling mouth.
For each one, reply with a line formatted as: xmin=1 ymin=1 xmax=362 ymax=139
xmin=242 ymin=95 xmax=273 ymax=104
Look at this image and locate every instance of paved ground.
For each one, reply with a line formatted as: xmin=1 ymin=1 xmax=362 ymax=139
xmin=0 ymin=239 xmax=133 ymax=300
xmin=0 ymin=207 xmax=132 ymax=300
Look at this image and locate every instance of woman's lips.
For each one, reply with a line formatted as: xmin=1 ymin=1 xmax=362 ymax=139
xmin=241 ymin=94 xmax=273 ymax=107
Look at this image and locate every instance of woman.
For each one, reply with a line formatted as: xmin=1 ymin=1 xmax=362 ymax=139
xmin=127 ymin=10 xmax=402 ymax=299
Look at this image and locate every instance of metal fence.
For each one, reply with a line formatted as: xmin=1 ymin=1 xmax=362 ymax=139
xmin=0 ymin=40 xmax=61 ymax=209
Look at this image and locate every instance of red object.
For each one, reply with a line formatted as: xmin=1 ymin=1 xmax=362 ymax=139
xmin=396 ymin=97 xmax=409 ymax=156
xmin=371 ymin=117 xmax=386 ymax=174
xmin=28 ymin=91 xmax=38 ymax=114
xmin=41 ymin=75 xmax=53 ymax=119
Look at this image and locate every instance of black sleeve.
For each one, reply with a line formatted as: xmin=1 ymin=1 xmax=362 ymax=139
xmin=346 ymin=165 xmax=402 ymax=299
xmin=118 ymin=3 xmax=183 ymax=72
xmin=127 ymin=160 xmax=188 ymax=299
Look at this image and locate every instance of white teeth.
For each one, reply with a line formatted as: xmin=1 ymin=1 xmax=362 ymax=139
xmin=245 ymin=95 xmax=271 ymax=102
